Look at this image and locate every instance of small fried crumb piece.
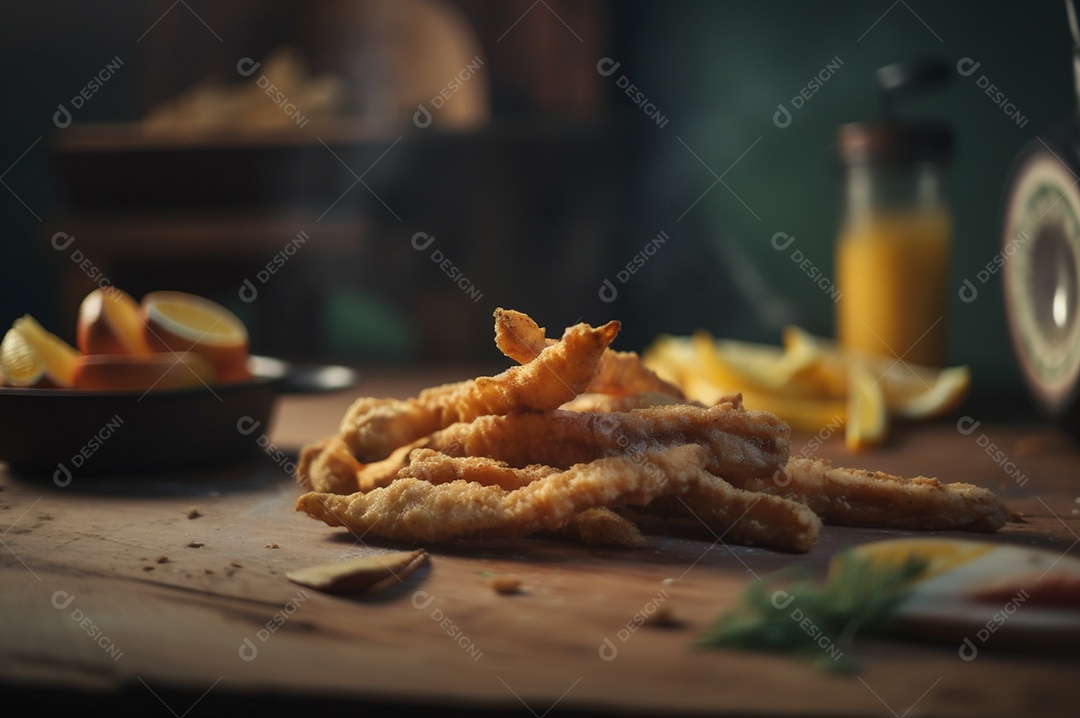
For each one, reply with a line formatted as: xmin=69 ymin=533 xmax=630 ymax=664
xmin=229 ymin=561 xmax=242 ymax=568
xmin=489 ymin=576 xmax=523 ymax=595
xmin=142 ymin=566 xmax=155 ymax=572
xmin=643 ymin=605 xmax=684 ymax=629
xmin=186 ymin=506 xmax=202 ymax=519
xmin=156 ymin=556 xmax=169 ymax=564
xmin=204 ymin=569 xmax=214 ymax=574
xmin=186 ymin=542 xmax=204 ymax=548
xmin=265 ymin=543 xmax=279 ymax=549
xmin=287 ymin=550 xmax=428 ymax=594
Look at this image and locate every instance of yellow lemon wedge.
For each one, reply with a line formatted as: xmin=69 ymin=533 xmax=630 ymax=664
xmin=0 ymin=315 xmax=81 ymax=388
xmin=846 ymin=360 xmax=887 ymax=451
xmin=841 ymin=538 xmax=995 ymax=584
xmin=781 ymin=324 xmax=851 ymax=397
xmin=644 ymin=325 xmax=970 ymax=449
xmin=878 ymin=363 xmax=971 ymax=420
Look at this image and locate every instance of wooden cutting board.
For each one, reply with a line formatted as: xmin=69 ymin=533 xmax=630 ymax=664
xmin=1 ymin=377 xmax=1078 ymax=716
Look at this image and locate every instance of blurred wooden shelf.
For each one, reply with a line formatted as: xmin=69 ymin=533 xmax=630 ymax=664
xmin=46 ymin=213 xmax=364 ymax=259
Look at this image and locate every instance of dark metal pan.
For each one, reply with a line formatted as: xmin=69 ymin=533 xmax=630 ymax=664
xmin=0 ymin=356 xmax=355 ymax=479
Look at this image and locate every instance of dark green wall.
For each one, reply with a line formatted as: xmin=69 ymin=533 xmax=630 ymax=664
xmin=613 ymin=0 xmax=1072 ymax=396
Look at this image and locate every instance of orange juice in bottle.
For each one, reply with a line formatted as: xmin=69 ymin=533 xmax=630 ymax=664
xmin=836 ymin=122 xmax=953 ymax=367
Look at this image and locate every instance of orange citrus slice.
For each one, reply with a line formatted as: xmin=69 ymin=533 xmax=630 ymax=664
xmin=142 ymin=291 xmax=250 ymax=382
xmin=73 ymin=352 xmax=216 ymax=391
xmin=77 ymin=288 xmax=152 ymax=355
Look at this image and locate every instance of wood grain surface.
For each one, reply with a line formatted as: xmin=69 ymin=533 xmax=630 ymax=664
xmin=1 ymin=369 xmax=1078 ymax=716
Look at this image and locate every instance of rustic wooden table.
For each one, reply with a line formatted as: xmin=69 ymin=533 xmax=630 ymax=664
xmin=1 ymin=369 xmax=1078 ymax=716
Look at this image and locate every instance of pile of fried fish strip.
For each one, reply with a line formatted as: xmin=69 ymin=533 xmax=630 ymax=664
xmin=296 ymin=310 xmax=1007 ymax=552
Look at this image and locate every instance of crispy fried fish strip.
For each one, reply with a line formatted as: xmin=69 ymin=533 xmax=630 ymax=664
xmin=626 ymin=471 xmax=821 ymax=553
xmin=297 ymin=445 xmax=709 ymax=542
xmin=423 ymin=404 xmax=788 ymax=480
xmin=350 ymin=403 xmax=788 ymax=491
xmin=493 ymin=307 xmax=559 ymax=367
xmin=296 ymin=435 xmax=363 ymax=494
xmin=588 ymin=350 xmax=687 ymax=399
xmin=389 ymin=450 xmax=645 ymax=547
xmin=340 ymin=319 xmax=620 ymax=461
xmin=561 ymin=508 xmax=646 ymax=548
xmin=396 ymin=448 xmax=557 ymax=490
xmin=560 ymin=391 xmax=695 ymax=413
xmin=329 ymin=400 xmax=789 ymax=493
xmin=732 ymin=457 xmax=1007 ymax=532
xmin=494 ymin=308 xmax=684 ymax=399
xmin=354 ymin=441 xmax=424 ymax=491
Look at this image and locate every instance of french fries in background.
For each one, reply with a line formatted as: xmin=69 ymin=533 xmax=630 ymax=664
xmin=643 ymin=326 xmax=970 ymax=451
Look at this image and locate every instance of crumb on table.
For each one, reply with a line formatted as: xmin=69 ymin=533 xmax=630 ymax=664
xmin=489 ymin=576 xmax=523 ymax=595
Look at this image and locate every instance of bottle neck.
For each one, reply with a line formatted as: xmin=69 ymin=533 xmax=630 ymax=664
xmin=844 ymin=162 xmax=947 ymax=221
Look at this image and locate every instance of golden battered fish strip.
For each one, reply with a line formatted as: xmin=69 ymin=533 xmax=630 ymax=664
xmin=494 ymin=308 xmax=684 ymax=399
xmin=733 ymin=457 xmax=1007 ymax=532
xmin=561 ymin=508 xmax=646 ymax=548
xmin=398 ymin=450 xmax=646 ymax=547
xmin=340 ymin=319 xmax=620 ymax=461
xmin=396 ymin=448 xmax=558 ymax=490
xmin=394 ymin=450 xmax=645 ymax=547
xmin=560 ymin=391 xmax=695 ymax=413
xmin=492 ymin=306 xmax=549 ymax=362
xmin=414 ymin=404 xmax=790 ymax=482
xmin=296 ymin=435 xmax=364 ymax=495
xmin=297 ymin=445 xmax=710 ymax=543
xmin=319 ymin=398 xmax=787 ymax=494
xmin=630 ymin=471 xmax=821 ymax=553
xmin=372 ymin=449 xmax=644 ymax=546
xmin=588 ymin=350 xmax=687 ymax=399
xmin=355 ymin=441 xmax=423 ymax=492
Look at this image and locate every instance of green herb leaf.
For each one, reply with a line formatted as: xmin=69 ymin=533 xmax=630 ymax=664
xmin=697 ymin=550 xmax=928 ymax=672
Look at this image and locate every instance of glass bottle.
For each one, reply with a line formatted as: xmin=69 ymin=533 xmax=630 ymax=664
xmin=835 ymin=122 xmax=953 ymax=367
